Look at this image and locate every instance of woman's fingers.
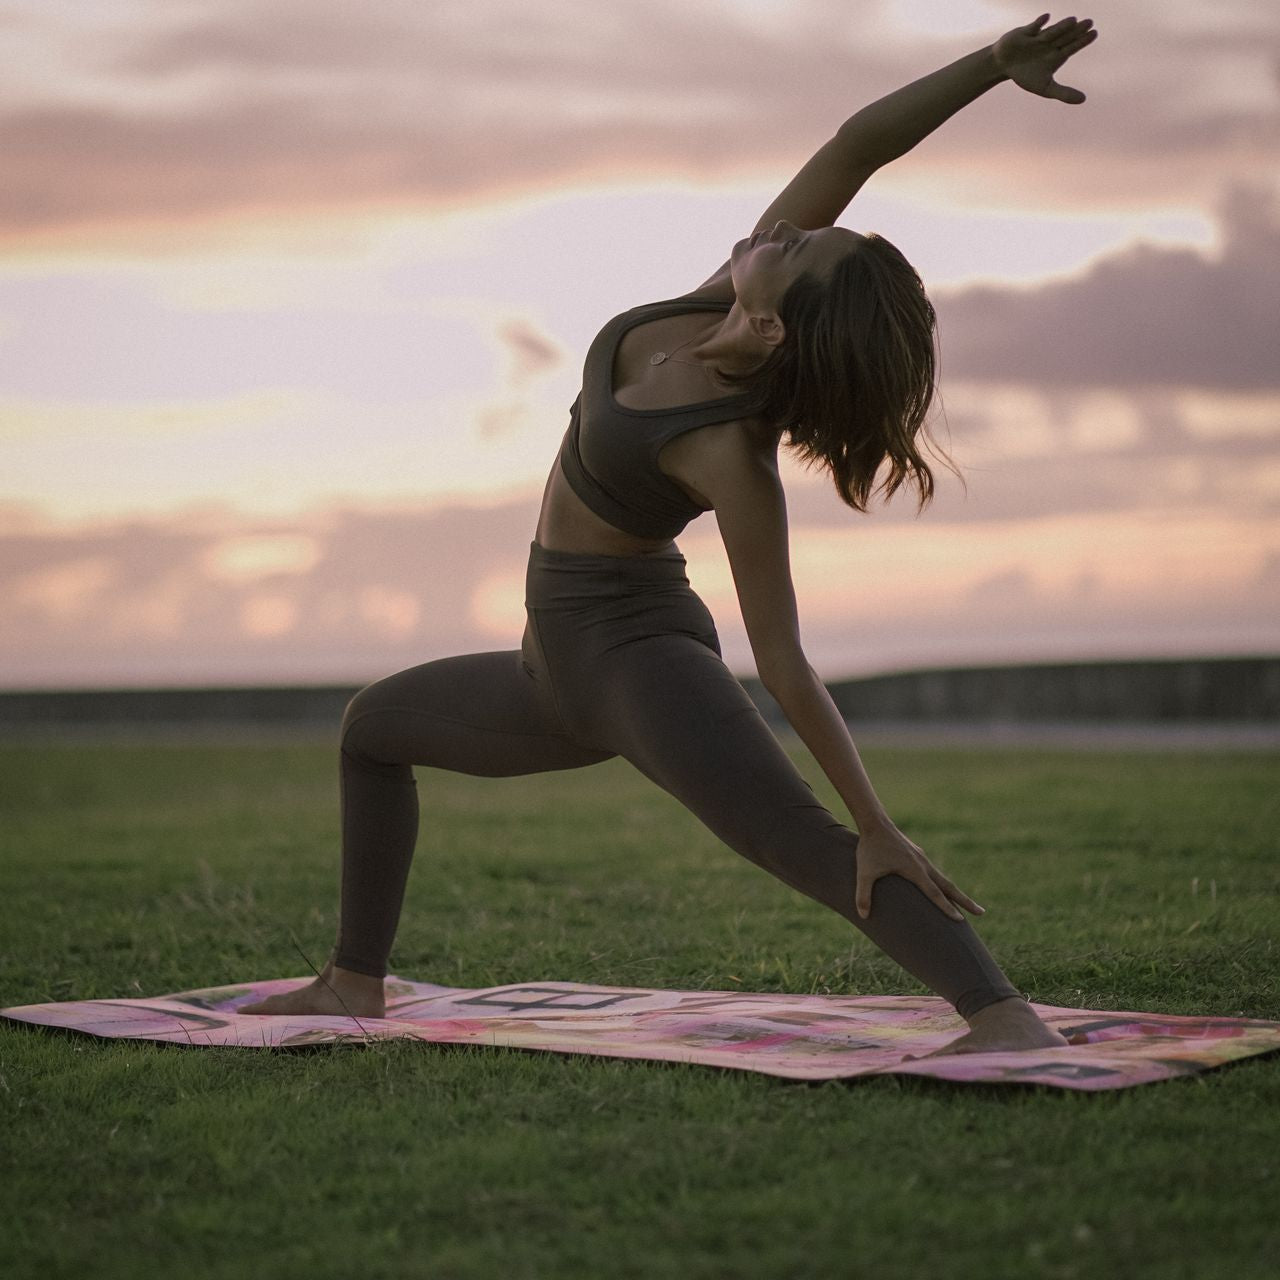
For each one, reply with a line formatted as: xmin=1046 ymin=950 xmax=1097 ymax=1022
xmin=912 ymin=874 xmax=965 ymax=922
xmin=1048 ymin=80 xmax=1087 ymax=104
xmin=1035 ymin=17 xmax=1094 ymax=49
xmin=923 ymin=865 xmax=983 ymax=919
xmin=1042 ymin=16 xmax=1079 ymax=39
xmin=1054 ymin=23 xmax=1096 ymax=58
xmin=855 ymin=875 xmax=873 ymax=919
xmin=936 ymin=874 xmax=985 ymax=916
xmin=857 ymin=871 xmax=959 ymax=922
xmin=856 ymin=844 xmax=986 ymax=924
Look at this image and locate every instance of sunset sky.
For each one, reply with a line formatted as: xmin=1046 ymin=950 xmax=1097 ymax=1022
xmin=3 ymin=0 xmax=1277 ymax=690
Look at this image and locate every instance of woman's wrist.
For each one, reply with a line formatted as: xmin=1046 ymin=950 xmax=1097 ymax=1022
xmin=979 ymin=43 xmax=1010 ymax=86
xmin=851 ymin=807 xmax=894 ymax=836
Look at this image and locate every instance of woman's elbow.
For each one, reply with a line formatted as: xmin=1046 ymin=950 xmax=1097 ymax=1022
xmin=757 ymin=651 xmax=815 ymax=698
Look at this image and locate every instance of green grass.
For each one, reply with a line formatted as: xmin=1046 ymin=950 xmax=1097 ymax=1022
xmin=1 ymin=737 xmax=1277 ymax=1280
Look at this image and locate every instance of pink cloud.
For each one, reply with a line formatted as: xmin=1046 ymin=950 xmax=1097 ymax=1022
xmin=3 ymin=459 xmax=1277 ymax=688
xmin=3 ymin=2 xmax=1278 ymax=686
xmin=0 ymin=499 xmax=535 ymax=686
xmin=2 ymin=0 xmax=1275 ymax=240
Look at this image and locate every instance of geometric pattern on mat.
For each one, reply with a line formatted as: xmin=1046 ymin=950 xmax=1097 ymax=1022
xmin=4 ymin=976 xmax=1278 ymax=1092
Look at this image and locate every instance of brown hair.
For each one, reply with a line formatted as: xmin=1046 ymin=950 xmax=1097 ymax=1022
xmin=724 ymin=233 xmax=961 ymax=515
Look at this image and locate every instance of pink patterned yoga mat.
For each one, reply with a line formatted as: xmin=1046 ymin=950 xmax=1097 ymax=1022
xmin=4 ymin=976 xmax=1278 ymax=1091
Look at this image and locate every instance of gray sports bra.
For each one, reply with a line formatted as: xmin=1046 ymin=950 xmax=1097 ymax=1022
xmin=556 ymin=297 xmax=751 ymax=541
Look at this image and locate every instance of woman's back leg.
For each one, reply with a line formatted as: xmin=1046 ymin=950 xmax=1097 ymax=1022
xmin=334 ymin=643 xmax=614 ymax=978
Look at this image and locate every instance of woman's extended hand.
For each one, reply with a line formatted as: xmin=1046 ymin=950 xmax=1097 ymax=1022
xmin=854 ymin=822 xmax=984 ymax=923
xmin=993 ymin=13 xmax=1098 ymax=105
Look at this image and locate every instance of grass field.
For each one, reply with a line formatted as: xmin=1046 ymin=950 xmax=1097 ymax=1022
xmin=2 ymin=736 xmax=1277 ymax=1280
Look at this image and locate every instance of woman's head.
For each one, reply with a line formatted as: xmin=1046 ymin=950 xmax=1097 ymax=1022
xmin=726 ymin=223 xmax=958 ymax=515
xmin=729 ymin=220 xmax=862 ymax=325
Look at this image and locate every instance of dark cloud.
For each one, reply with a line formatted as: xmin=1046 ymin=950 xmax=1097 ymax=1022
xmin=778 ymin=427 xmax=1279 ymax=530
xmin=934 ymin=186 xmax=1280 ymax=390
xmin=2 ymin=0 xmax=1275 ymax=240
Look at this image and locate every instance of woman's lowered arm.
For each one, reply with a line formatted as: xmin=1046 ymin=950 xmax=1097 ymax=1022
xmin=692 ymin=428 xmax=983 ymax=924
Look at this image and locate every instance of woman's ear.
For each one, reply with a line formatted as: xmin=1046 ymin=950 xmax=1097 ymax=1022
xmin=749 ymin=310 xmax=786 ymax=349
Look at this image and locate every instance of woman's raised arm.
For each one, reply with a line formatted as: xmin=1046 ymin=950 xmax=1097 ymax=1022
xmin=835 ymin=14 xmax=1096 ymax=172
xmin=756 ymin=13 xmax=1097 ymax=229
xmin=690 ymin=14 xmax=1096 ymax=296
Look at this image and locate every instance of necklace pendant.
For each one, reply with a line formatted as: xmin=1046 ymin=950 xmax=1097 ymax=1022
xmin=649 ymin=352 xmax=667 ymax=365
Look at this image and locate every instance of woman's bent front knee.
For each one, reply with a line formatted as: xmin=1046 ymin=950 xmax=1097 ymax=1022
xmin=340 ymin=680 xmax=414 ymax=775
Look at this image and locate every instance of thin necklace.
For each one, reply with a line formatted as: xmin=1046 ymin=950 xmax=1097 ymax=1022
xmin=649 ymin=327 xmax=729 ymax=388
xmin=648 ymin=330 xmax=702 ymax=367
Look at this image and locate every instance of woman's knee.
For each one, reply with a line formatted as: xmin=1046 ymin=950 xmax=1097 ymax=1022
xmin=341 ymin=677 xmax=390 ymax=738
xmin=338 ymin=676 xmax=414 ymax=771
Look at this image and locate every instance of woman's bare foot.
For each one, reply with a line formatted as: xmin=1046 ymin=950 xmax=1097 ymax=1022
xmin=912 ymin=996 xmax=1069 ymax=1058
xmin=238 ymin=962 xmax=386 ymax=1019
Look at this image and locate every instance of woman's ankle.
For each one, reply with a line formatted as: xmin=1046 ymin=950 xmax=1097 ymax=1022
xmin=965 ymin=995 xmax=1037 ymax=1029
xmin=327 ymin=962 xmax=385 ymax=988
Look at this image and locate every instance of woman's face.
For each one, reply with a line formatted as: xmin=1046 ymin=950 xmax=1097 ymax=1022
xmin=730 ymin=219 xmax=862 ymax=314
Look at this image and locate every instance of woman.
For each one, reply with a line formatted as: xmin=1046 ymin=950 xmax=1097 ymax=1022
xmin=243 ymin=14 xmax=1097 ymax=1055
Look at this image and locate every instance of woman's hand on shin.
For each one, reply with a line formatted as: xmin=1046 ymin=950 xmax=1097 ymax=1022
xmin=853 ymin=821 xmax=985 ymax=924
xmin=992 ymin=13 xmax=1098 ymax=105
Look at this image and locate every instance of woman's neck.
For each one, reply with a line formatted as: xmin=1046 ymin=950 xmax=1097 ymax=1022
xmin=689 ymin=304 xmax=772 ymax=381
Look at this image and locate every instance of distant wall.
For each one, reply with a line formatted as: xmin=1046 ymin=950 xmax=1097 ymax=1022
xmin=0 ymin=684 xmax=357 ymax=733
xmin=741 ymin=656 xmax=1280 ymax=728
xmin=745 ymin=655 xmax=1280 ymax=727
xmin=2 ymin=657 xmax=1276 ymax=735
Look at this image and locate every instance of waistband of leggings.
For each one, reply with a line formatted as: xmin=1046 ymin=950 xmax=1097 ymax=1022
xmin=525 ymin=539 xmax=689 ymax=604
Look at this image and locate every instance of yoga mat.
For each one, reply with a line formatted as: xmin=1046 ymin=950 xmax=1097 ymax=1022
xmin=4 ymin=977 xmax=1278 ymax=1091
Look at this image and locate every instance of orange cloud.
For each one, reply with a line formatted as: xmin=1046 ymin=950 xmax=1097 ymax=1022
xmin=3 ymin=469 xmax=1276 ymax=688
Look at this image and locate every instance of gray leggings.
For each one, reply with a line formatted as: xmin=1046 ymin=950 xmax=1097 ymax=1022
xmin=331 ymin=540 xmax=1021 ymax=1019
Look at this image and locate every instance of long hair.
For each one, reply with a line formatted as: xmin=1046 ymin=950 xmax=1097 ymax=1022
xmin=722 ymin=233 xmax=961 ymax=515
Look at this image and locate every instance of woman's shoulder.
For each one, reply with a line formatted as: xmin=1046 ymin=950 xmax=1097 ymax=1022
xmin=661 ymin=418 xmax=780 ymax=499
xmin=689 ymin=419 xmax=780 ymax=467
